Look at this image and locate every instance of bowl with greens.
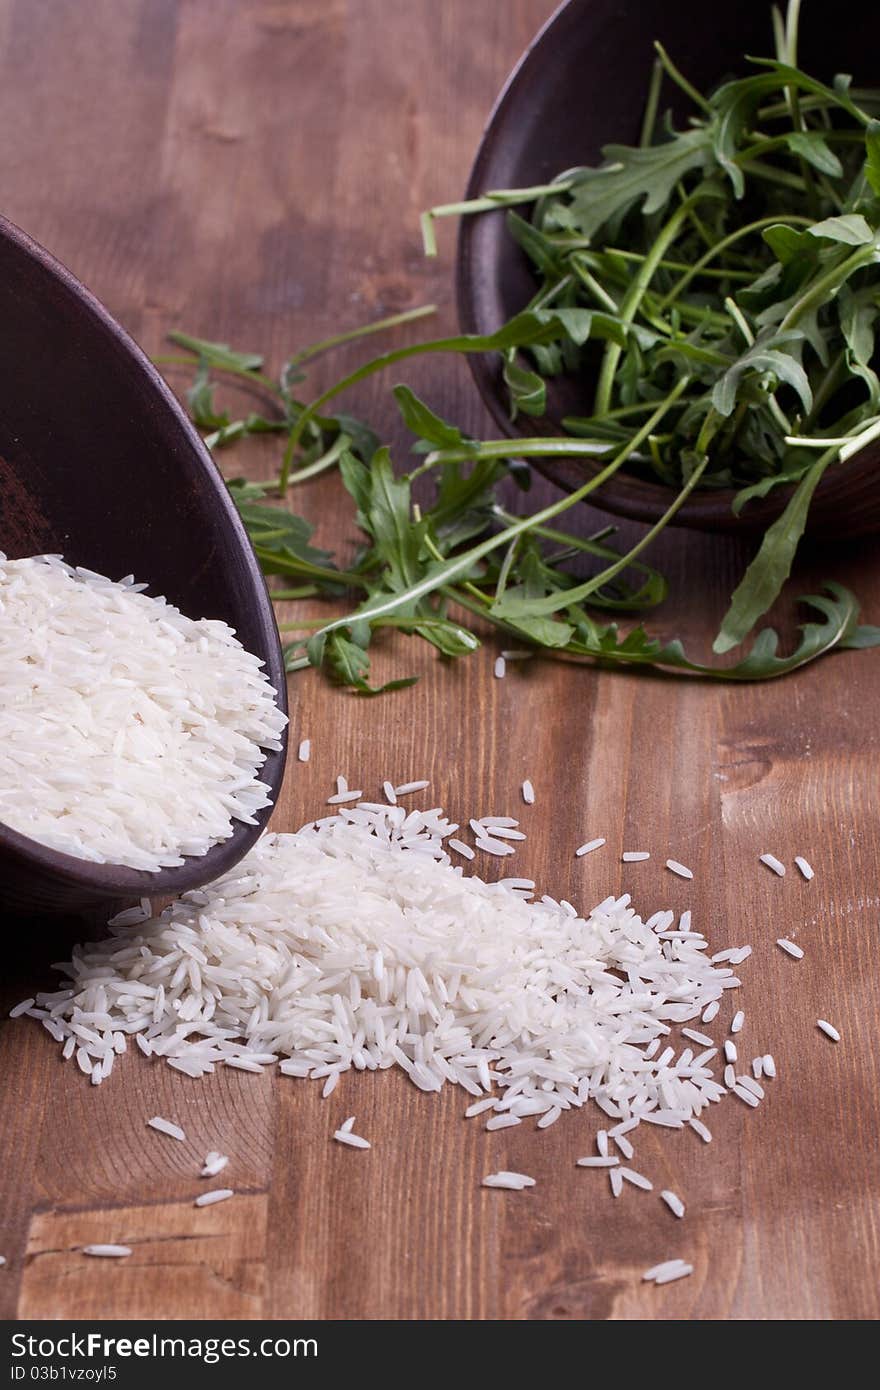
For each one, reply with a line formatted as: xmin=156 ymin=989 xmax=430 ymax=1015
xmin=455 ymin=0 xmax=880 ymax=546
xmin=162 ymin=0 xmax=880 ymax=688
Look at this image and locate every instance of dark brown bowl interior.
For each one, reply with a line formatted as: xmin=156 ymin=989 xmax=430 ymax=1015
xmin=0 ymin=215 xmax=288 ymax=916
xmin=457 ymin=0 xmax=880 ymax=536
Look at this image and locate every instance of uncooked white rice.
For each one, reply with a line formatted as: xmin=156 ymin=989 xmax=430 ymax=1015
xmin=794 ymin=855 xmax=814 ymax=880
xmin=660 ymin=1190 xmax=685 ymax=1218
xmin=759 ymin=853 xmax=786 ymax=877
xmin=701 ymin=1000 xmax=720 ymax=1024
xmin=724 ymin=1041 xmax=737 ymax=1064
xmin=394 ymin=780 xmax=429 ymax=796
xmin=298 ymin=739 xmax=311 ymax=763
xmin=147 ymin=1116 xmax=186 ymax=1143
xmin=762 ymin=1054 xmax=777 ymax=1077
xmin=613 ymin=1133 xmax=634 ymax=1160
xmin=474 ymin=835 xmax=515 ymax=857
xmin=521 ymin=780 xmax=535 ymax=805
xmin=731 ymin=1010 xmax=745 ymax=1034
xmin=609 ymin=1169 xmax=623 ymax=1198
xmin=576 ymin=1156 xmax=619 ymax=1168
xmin=622 ymin=851 xmax=650 ymax=862
xmin=8 ymin=999 xmax=34 ymax=1019
xmin=653 ymin=1261 xmax=693 ymax=1285
xmin=482 ymin=1172 xmax=534 ymax=1190
xmin=575 ymin=837 xmax=605 ymax=857
xmin=194 ymin=1189 xmax=234 ymax=1207
xmin=448 ymin=839 xmax=475 ymax=860
xmin=689 ymin=1118 xmax=712 ymax=1143
xmin=465 ymin=1098 xmax=495 ymax=1118
xmin=666 ymin=860 xmax=693 ymax=879
xmin=19 ymin=794 xmax=766 ymax=1223
xmin=334 ymin=1129 xmax=370 ymax=1149
xmin=643 ymin=1258 xmax=689 ymax=1281
xmin=777 ymin=938 xmax=804 ymax=959
xmin=494 ymin=656 xmax=506 ymax=679
xmin=620 ymin=1168 xmax=653 ymax=1191
xmin=485 ymin=1113 xmax=521 ymax=1131
xmin=609 ymin=1117 xmax=639 ymax=1138
xmin=82 ymin=1245 xmax=132 ymax=1258
xmin=732 ymin=1083 xmax=760 ymax=1107
xmin=382 ymin=781 xmax=398 ymax=805
xmin=752 ymin=1057 xmax=764 ymax=1079
xmin=817 ymin=1019 xmax=840 ymax=1042
xmin=737 ymin=1075 xmax=764 ymax=1099
xmin=201 ymin=1152 xmax=229 ymax=1178
xmin=0 ymin=554 xmax=286 ymax=869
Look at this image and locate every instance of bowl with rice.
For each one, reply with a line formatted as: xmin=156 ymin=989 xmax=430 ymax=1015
xmin=0 ymin=215 xmax=288 ymax=915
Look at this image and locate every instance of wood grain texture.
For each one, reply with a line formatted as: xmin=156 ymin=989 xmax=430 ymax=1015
xmin=1 ymin=0 xmax=879 ymax=1321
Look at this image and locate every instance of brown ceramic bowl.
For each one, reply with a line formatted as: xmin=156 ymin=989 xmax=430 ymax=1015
xmin=0 ymin=215 xmax=288 ymax=916
xmin=457 ymin=0 xmax=880 ymax=536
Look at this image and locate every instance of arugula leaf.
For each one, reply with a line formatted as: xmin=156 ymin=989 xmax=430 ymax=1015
xmin=392 ymin=385 xmax=468 ymax=450
xmin=712 ymin=332 xmax=812 ymax=416
xmin=365 ymin=448 xmax=423 ymax=590
xmin=168 ymin=331 xmax=263 ymax=374
xmin=714 ymin=451 xmax=834 ymax=652
xmin=762 ymin=223 xmax=813 ymax=264
xmin=807 ymin=213 xmax=875 ymax=245
xmin=785 ymin=132 xmax=843 ymax=177
xmin=225 ymin=476 xmax=272 ymax=502
xmin=566 ymin=128 xmax=713 ymax=238
xmin=161 ymin=10 xmax=880 ymax=697
xmin=730 ymin=459 xmax=813 ymax=515
xmin=306 ymin=629 xmax=417 ymax=695
xmin=839 ymin=285 xmax=880 ymax=405
xmin=566 ymin=585 xmax=879 ymax=679
xmin=187 ymin=367 xmax=230 ymax=431
xmin=503 ymin=356 xmax=547 ymax=417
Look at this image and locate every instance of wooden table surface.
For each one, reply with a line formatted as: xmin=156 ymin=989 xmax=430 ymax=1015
xmin=1 ymin=0 xmax=879 ymax=1322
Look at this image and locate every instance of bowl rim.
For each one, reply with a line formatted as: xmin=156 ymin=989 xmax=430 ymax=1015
xmin=0 ymin=212 xmax=288 ymax=901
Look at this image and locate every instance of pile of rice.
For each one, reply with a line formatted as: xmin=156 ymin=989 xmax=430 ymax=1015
xmin=23 ymin=798 xmax=743 ymax=1134
xmin=0 ymin=553 xmax=286 ymax=869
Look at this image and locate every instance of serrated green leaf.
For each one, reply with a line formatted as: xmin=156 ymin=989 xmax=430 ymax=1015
xmin=566 ymin=128 xmax=713 ymax=239
xmin=569 ymin=585 xmax=878 ymax=679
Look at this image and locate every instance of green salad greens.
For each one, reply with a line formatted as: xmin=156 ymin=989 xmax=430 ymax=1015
xmin=163 ymin=0 xmax=880 ymax=691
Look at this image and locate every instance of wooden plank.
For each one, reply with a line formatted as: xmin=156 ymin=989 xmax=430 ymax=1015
xmin=20 ymin=1196 xmax=267 ymax=1320
xmin=0 ymin=0 xmax=878 ymax=1321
